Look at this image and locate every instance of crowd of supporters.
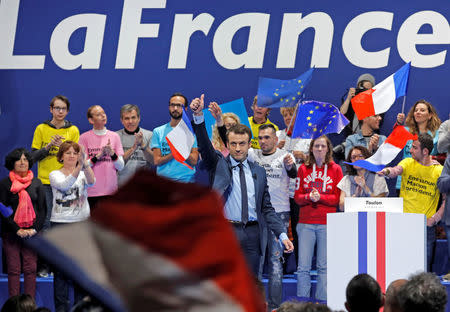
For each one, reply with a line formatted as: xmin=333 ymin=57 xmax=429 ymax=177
xmin=0 ymin=71 xmax=449 ymax=311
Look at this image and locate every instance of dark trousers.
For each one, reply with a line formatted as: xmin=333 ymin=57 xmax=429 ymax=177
xmin=231 ymin=222 xmax=260 ymax=275
xmin=289 ymin=198 xmax=300 ymax=265
xmin=427 ymin=225 xmax=436 ymax=272
xmin=51 ymin=222 xmax=86 ymax=312
xmin=2 ymin=232 xmax=37 ymax=298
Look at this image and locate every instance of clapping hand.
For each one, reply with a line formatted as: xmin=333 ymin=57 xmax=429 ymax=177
xmin=309 ymin=188 xmax=321 ymax=202
xmin=354 ymin=175 xmax=366 ymax=188
xmin=103 ymin=139 xmax=114 ymax=157
xmin=134 ymin=132 xmax=144 ymax=148
xmin=368 ymin=134 xmax=379 ymax=153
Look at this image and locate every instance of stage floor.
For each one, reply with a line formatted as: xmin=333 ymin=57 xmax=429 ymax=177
xmin=0 ymin=274 xmax=449 ymax=311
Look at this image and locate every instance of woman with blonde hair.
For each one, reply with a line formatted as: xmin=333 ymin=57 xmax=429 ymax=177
xmin=209 ymin=103 xmax=240 ymax=157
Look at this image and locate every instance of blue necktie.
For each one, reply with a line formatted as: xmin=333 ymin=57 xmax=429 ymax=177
xmin=238 ymin=163 xmax=248 ymax=224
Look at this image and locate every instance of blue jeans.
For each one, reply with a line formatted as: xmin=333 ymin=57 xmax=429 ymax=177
xmin=267 ymin=211 xmax=290 ymax=310
xmin=296 ymin=223 xmax=327 ymax=301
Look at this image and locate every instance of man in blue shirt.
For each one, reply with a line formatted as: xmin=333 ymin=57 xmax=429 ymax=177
xmin=345 ymin=114 xmax=387 ymax=159
xmin=151 ymin=93 xmax=198 ymax=182
xmin=190 ymin=94 xmax=294 ymax=275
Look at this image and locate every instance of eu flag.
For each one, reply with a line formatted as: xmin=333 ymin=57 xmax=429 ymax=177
xmin=257 ymin=68 xmax=314 ymax=108
xmin=292 ymin=101 xmax=349 ymax=139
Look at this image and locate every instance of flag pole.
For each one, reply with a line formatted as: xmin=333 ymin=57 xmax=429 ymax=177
xmin=286 ymin=100 xmax=301 ymax=152
xmin=401 ymin=95 xmax=406 ymax=115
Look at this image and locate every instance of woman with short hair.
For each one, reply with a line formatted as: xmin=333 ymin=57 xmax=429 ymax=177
xmin=0 ymin=148 xmax=46 ymax=298
xmin=49 ymin=140 xmax=95 ymax=312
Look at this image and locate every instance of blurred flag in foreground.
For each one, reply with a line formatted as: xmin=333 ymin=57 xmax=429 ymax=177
xmin=28 ymin=171 xmax=265 ymax=312
xmin=292 ymin=101 xmax=349 ymax=139
xmin=257 ymin=68 xmax=314 ymax=108
xmin=344 ymin=125 xmax=417 ymax=172
xmin=351 ymin=63 xmax=410 ymax=120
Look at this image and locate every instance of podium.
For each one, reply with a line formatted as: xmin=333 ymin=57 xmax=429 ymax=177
xmin=327 ymin=198 xmax=426 ymax=311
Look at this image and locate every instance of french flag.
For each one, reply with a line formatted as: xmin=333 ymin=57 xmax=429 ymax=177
xmin=344 ymin=125 xmax=417 ymax=172
xmin=351 ymin=63 xmax=411 ymax=120
xmin=166 ymin=112 xmax=196 ymax=169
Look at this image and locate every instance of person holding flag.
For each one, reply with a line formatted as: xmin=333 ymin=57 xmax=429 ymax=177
xmin=340 ymin=73 xmax=376 ymax=136
xmin=350 ymin=63 xmax=410 ymax=121
xmin=254 ymin=67 xmax=315 ymax=149
xmin=151 ymin=93 xmax=198 ymax=182
xmin=394 ymin=99 xmax=441 ymax=194
xmin=378 ymin=133 xmax=445 ymax=271
xmin=277 ymin=105 xmax=311 ymax=265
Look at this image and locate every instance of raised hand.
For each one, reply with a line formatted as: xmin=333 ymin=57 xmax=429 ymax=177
xmin=347 ymin=87 xmax=356 ymax=99
xmin=397 ymin=113 xmax=405 ymax=125
xmin=190 ymin=94 xmax=205 ymax=115
xmin=208 ymin=102 xmax=223 ymax=125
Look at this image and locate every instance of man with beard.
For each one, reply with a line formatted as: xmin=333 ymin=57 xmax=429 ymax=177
xmin=378 ymin=133 xmax=445 ymax=271
xmin=151 ymin=93 xmax=199 ymax=182
xmin=247 ymin=124 xmax=296 ymax=311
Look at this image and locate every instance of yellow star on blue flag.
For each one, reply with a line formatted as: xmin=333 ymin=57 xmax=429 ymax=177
xmin=292 ymin=101 xmax=349 ymax=139
xmin=257 ymin=68 xmax=314 ymax=108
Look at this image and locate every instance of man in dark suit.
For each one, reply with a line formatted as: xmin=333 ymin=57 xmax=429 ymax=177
xmin=190 ymin=94 xmax=294 ymax=275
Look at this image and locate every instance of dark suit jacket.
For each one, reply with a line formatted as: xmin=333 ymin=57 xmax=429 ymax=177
xmin=192 ymin=120 xmax=286 ymax=255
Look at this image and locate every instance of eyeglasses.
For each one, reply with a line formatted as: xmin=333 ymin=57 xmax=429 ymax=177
xmin=52 ymin=106 xmax=67 ymax=112
xmin=169 ymin=103 xmax=184 ymax=109
xmin=350 ymin=154 xmax=364 ymax=160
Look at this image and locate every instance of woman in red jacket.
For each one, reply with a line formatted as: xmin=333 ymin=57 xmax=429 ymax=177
xmin=294 ymin=135 xmax=343 ymax=301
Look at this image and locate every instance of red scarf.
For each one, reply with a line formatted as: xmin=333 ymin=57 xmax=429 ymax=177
xmin=9 ymin=170 xmax=36 ymax=228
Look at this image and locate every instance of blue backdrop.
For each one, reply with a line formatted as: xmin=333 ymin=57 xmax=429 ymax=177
xmin=0 ymin=0 xmax=449 ymax=177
